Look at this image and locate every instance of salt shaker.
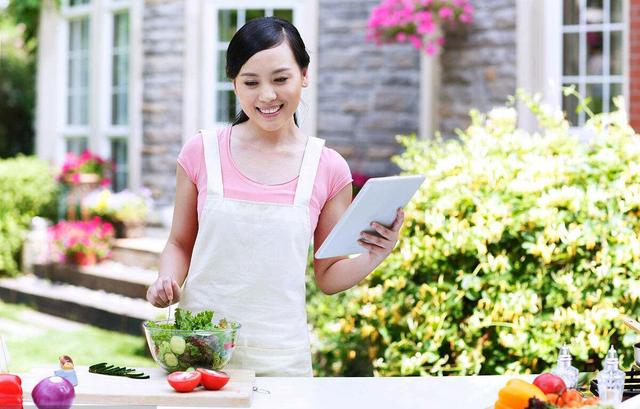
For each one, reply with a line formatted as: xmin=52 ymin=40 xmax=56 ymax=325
xmin=552 ymin=344 xmax=579 ymax=388
xmin=597 ymin=346 xmax=625 ymax=405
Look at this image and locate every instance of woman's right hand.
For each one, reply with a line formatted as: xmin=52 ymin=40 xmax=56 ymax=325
xmin=147 ymin=277 xmax=182 ymax=307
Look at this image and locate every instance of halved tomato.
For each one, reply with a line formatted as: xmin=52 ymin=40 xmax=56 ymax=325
xmin=196 ymin=368 xmax=230 ymax=390
xmin=167 ymin=371 xmax=202 ymax=393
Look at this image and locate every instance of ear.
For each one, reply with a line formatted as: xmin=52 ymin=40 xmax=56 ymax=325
xmin=301 ymin=68 xmax=309 ymax=88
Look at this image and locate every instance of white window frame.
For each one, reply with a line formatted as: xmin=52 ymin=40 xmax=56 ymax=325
xmin=46 ymin=0 xmax=142 ymax=190
xmin=183 ymin=0 xmax=318 ymax=142
xmin=516 ymin=0 xmax=629 ymax=131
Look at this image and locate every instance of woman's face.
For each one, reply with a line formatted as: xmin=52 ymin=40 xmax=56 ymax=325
xmin=233 ymin=41 xmax=308 ymax=133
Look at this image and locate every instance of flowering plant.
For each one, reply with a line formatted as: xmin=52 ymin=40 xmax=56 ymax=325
xmin=367 ymin=0 xmax=474 ymax=55
xmin=49 ymin=217 xmax=114 ymax=263
xmin=82 ymin=188 xmax=153 ymax=224
xmin=58 ymin=150 xmax=111 ymax=186
xmin=352 ymin=171 xmax=372 ymax=197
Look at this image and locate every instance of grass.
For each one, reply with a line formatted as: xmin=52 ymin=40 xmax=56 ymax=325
xmin=0 ymin=301 xmax=155 ymax=372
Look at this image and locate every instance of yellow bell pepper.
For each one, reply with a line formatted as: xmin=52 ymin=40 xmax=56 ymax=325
xmin=494 ymin=379 xmax=547 ymax=409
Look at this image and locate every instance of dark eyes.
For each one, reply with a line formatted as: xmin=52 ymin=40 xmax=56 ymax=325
xmin=243 ymin=77 xmax=288 ymax=87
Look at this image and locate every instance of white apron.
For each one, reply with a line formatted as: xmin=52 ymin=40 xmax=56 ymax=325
xmin=179 ymin=129 xmax=324 ymax=377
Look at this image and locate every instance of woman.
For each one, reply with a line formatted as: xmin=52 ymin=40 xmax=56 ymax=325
xmin=146 ymin=17 xmax=404 ymax=376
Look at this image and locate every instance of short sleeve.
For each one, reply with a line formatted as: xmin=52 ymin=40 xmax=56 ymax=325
xmin=324 ymin=147 xmax=352 ymax=201
xmin=177 ymin=134 xmax=205 ymax=185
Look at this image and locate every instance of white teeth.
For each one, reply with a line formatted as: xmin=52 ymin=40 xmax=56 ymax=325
xmin=258 ymin=105 xmax=281 ymax=114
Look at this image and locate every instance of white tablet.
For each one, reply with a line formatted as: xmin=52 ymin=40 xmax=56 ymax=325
xmin=315 ymin=175 xmax=425 ymax=259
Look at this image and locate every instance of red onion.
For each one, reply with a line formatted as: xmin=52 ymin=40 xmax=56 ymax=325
xmin=31 ymin=376 xmax=75 ymax=409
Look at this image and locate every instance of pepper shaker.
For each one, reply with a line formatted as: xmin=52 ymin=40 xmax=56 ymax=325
xmin=597 ymin=345 xmax=625 ymax=405
xmin=552 ymin=344 xmax=579 ymax=388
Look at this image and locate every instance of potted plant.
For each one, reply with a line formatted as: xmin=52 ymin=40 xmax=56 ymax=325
xmin=367 ymin=0 xmax=474 ymax=55
xmin=58 ymin=150 xmax=111 ymax=186
xmin=82 ymin=189 xmax=153 ymax=238
xmin=49 ymin=217 xmax=115 ymax=266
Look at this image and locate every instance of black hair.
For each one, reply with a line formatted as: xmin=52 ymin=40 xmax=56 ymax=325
xmin=226 ymin=17 xmax=310 ymax=126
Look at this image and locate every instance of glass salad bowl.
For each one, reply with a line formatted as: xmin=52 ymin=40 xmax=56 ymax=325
xmin=143 ymin=319 xmax=240 ymax=373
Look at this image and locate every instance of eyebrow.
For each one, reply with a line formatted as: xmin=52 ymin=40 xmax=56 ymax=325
xmin=239 ymin=68 xmax=292 ymax=77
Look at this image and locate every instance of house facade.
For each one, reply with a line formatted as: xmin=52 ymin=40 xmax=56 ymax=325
xmin=35 ymin=0 xmax=639 ymax=213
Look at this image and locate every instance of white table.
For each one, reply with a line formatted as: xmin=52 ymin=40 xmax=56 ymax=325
xmin=22 ymin=374 xmax=640 ymax=409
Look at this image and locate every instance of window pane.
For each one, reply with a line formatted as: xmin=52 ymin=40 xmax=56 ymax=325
xmin=218 ymin=10 xmax=237 ymax=42
xmin=112 ymin=12 xmax=129 ymax=125
xmin=610 ymin=83 xmax=622 ymax=110
xmin=66 ymin=138 xmax=88 ymax=155
xmin=586 ymin=31 xmax=603 ymax=75
xmin=217 ymin=50 xmax=227 ymax=82
xmin=563 ymin=33 xmax=579 ymax=76
xmin=563 ymin=0 xmax=579 ymax=25
xmin=586 ymin=0 xmax=603 ymax=24
xmin=610 ymin=31 xmax=623 ymax=76
xmin=274 ymin=9 xmax=293 ymax=22
xmin=216 ymin=90 xmax=236 ymax=123
xmin=586 ymin=83 xmax=603 ymax=115
xmin=69 ymin=0 xmax=90 ymax=6
xmin=68 ymin=18 xmax=90 ymax=125
xmin=246 ymin=9 xmax=265 ymax=22
xmin=563 ymin=84 xmax=579 ymax=125
xmin=111 ymin=139 xmax=128 ymax=192
xmin=610 ymin=0 xmax=623 ymax=22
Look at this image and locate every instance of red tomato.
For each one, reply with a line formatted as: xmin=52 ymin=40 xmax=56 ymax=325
xmin=196 ymin=368 xmax=230 ymax=390
xmin=167 ymin=371 xmax=202 ymax=393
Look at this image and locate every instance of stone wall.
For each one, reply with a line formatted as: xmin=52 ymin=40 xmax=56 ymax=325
xmin=141 ymin=0 xmax=184 ymax=207
xmin=317 ymin=0 xmax=421 ymax=177
xmin=439 ymin=0 xmax=517 ymax=136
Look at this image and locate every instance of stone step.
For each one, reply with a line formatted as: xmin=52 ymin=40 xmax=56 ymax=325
xmin=110 ymin=236 xmax=166 ymax=270
xmin=33 ymin=260 xmax=158 ymax=300
xmin=0 ymin=275 xmax=168 ymax=336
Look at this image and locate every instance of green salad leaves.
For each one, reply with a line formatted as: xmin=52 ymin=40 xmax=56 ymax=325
xmin=145 ymin=308 xmax=238 ymax=373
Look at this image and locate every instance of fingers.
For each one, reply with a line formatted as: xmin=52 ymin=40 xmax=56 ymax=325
xmin=359 ymin=208 xmax=405 ymax=257
xmin=163 ymin=278 xmax=174 ymax=303
xmin=147 ymin=278 xmax=180 ymax=308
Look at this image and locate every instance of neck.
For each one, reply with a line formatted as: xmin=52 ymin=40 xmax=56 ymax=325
xmin=241 ymin=118 xmax=301 ymax=146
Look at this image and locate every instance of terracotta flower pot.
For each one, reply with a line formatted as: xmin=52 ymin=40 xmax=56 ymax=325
xmin=71 ymin=251 xmax=97 ymax=266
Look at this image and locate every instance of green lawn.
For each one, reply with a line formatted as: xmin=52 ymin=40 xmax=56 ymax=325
xmin=0 ymin=301 xmax=155 ymax=372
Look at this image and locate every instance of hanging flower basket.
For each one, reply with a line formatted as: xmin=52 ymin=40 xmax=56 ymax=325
xmin=367 ymin=0 xmax=474 ymax=55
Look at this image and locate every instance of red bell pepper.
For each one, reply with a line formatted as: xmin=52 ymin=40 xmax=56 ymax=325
xmin=0 ymin=373 xmax=23 ymax=409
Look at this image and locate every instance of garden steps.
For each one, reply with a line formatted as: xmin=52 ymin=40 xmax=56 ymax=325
xmin=32 ymin=260 xmax=157 ymax=300
xmin=110 ymin=230 xmax=167 ymax=270
xmin=0 ymin=274 xmax=167 ymax=336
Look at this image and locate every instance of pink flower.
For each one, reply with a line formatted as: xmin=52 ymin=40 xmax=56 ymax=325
xmin=425 ymin=41 xmax=437 ymax=55
xmin=395 ymin=32 xmax=408 ymax=42
xmin=439 ymin=7 xmax=453 ymax=19
xmin=409 ymin=34 xmax=422 ymax=50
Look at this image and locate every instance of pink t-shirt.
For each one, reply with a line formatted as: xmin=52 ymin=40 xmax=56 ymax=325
xmin=177 ymin=126 xmax=352 ymax=233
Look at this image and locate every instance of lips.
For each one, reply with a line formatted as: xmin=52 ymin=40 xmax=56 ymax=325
xmin=256 ymin=104 xmax=284 ymax=118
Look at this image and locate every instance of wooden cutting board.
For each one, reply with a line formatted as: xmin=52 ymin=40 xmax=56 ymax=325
xmin=20 ymin=366 xmax=255 ymax=407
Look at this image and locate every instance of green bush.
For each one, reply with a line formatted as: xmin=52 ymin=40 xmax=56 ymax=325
xmin=308 ymin=94 xmax=640 ymax=376
xmin=0 ymin=156 xmax=58 ymax=276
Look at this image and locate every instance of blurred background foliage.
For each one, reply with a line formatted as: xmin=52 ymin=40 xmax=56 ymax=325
xmin=0 ymin=0 xmax=43 ymax=158
xmin=307 ymin=94 xmax=640 ymax=377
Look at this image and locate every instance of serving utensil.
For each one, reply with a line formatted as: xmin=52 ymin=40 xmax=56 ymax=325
xmin=0 ymin=334 xmax=10 ymax=372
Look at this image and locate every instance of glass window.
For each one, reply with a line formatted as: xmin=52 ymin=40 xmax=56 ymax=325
xmin=213 ymin=8 xmax=295 ymax=124
xmin=561 ymin=0 xmax=626 ymax=126
xmin=67 ymin=17 xmax=90 ymax=125
xmin=111 ymin=139 xmax=128 ymax=192
xmin=112 ymin=11 xmax=129 ymax=126
xmin=66 ymin=138 xmax=88 ymax=155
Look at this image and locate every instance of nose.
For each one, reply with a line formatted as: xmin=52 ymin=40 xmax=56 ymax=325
xmin=258 ymin=85 xmax=277 ymax=102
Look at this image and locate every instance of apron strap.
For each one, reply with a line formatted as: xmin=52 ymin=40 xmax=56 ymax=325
xmin=201 ymin=129 xmax=224 ymax=198
xmin=294 ymin=136 xmax=325 ymax=207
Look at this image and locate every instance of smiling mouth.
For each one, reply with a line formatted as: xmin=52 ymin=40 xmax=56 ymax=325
xmin=256 ymin=104 xmax=284 ymax=115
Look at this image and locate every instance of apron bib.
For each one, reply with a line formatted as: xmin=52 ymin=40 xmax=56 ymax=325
xmin=179 ymin=129 xmax=324 ymax=377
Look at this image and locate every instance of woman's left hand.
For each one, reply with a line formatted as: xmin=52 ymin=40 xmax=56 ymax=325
xmin=358 ymin=208 xmax=405 ymax=262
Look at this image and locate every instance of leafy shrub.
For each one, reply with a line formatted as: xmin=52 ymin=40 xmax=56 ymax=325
xmin=308 ymin=94 xmax=640 ymax=376
xmin=0 ymin=156 xmax=58 ymax=276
